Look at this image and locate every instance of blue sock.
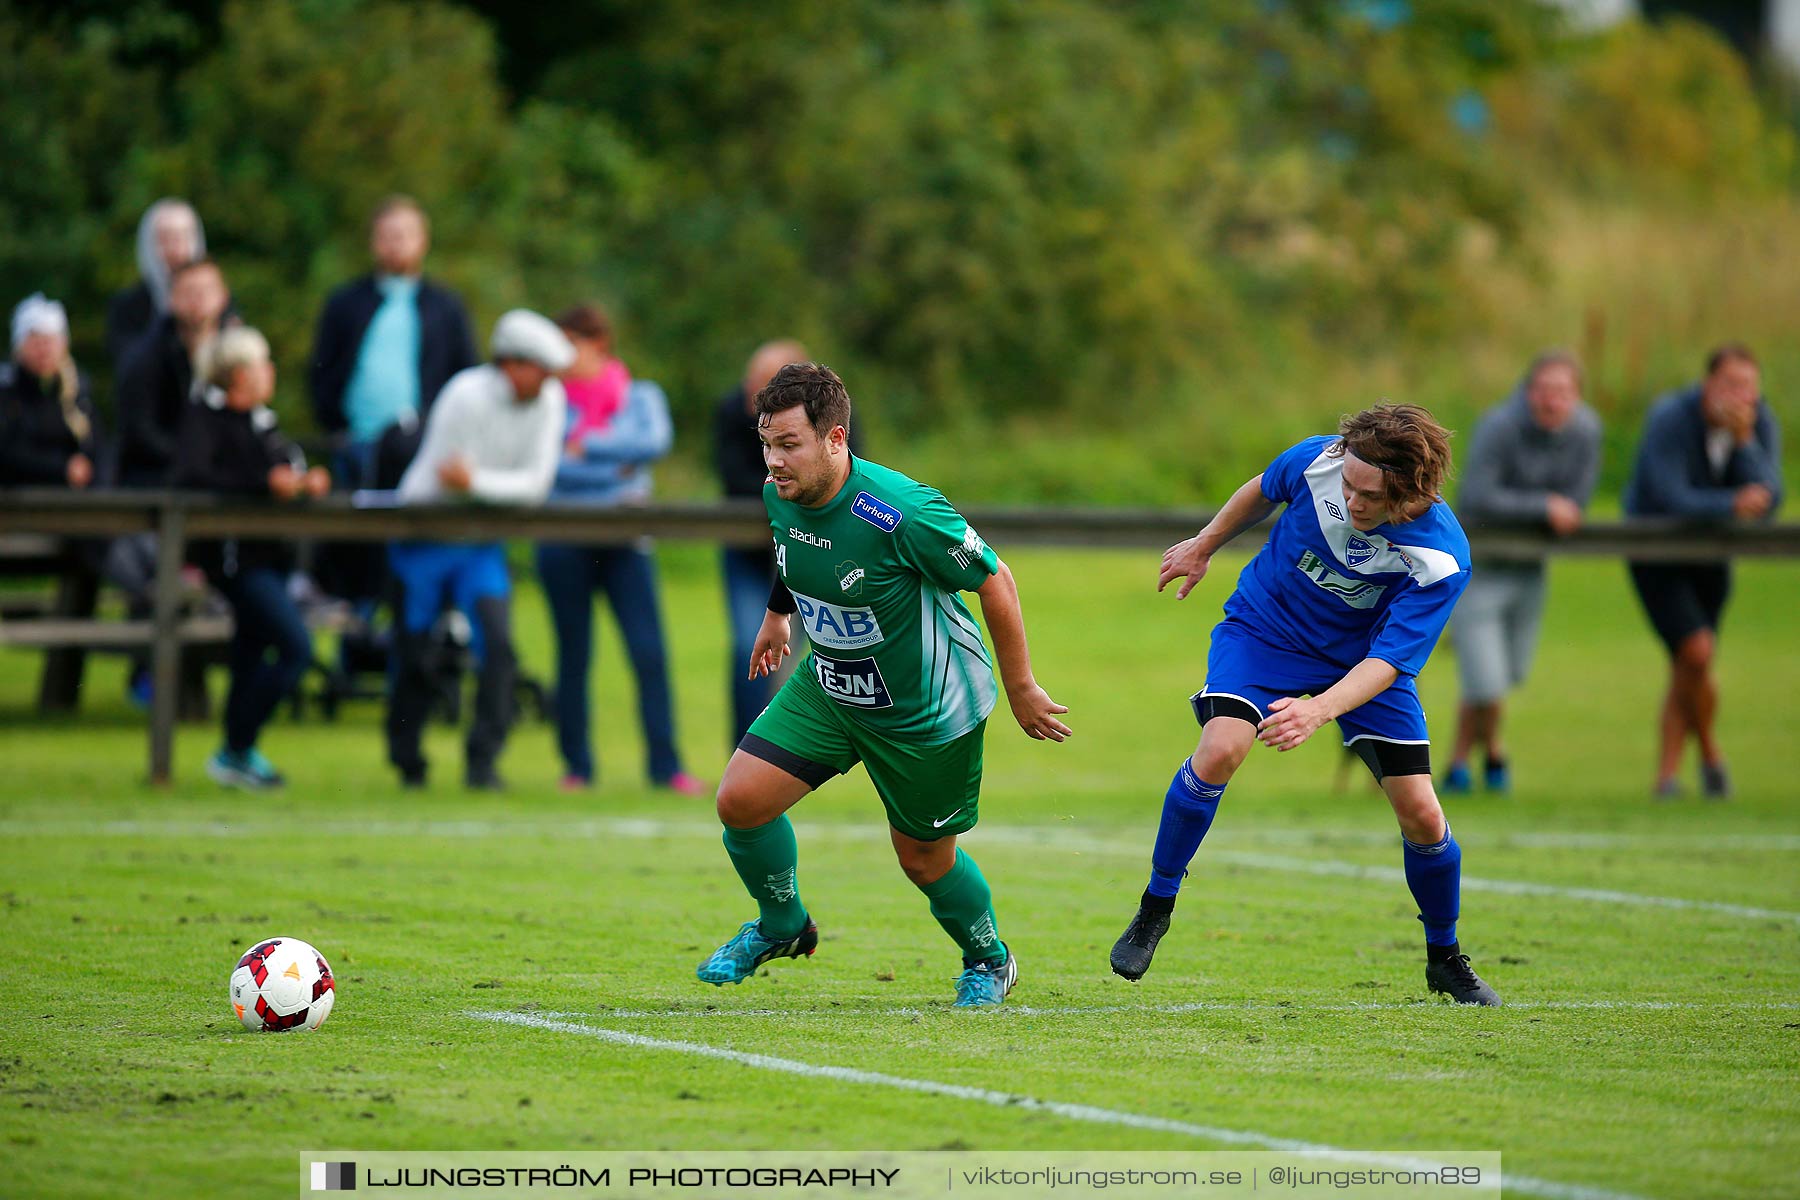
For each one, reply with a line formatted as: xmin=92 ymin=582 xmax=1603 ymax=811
xmin=1402 ymin=827 xmax=1462 ymax=946
xmin=1146 ymin=760 xmax=1225 ymax=898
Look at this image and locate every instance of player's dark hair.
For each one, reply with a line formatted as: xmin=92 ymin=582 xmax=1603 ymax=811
xmin=1329 ymin=403 xmax=1454 ymax=511
xmin=754 ymin=362 xmax=852 ymax=438
xmin=1705 ymin=342 xmax=1758 ymax=377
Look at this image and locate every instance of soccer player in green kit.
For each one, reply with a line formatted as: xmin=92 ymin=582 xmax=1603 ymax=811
xmin=697 ymin=363 xmax=1072 ymax=1008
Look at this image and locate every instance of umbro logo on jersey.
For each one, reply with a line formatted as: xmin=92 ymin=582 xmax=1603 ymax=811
xmin=852 ymin=491 xmax=902 ymax=533
xmin=1324 ymin=500 xmax=1345 ymax=521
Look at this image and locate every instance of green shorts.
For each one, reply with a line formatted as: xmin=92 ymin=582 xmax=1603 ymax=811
xmin=741 ymin=664 xmax=986 ymax=841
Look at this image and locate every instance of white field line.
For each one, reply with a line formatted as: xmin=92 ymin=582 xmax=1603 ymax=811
xmin=3 ymin=816 xmax=1796 ymax=851
xmin=512 ymin=999 xmax=1800 ymax=1020
xmin=12 ymin=815 xmax=1791 ymax=923
xmin=470 ymin=1008 xmax=1650 ymax=1200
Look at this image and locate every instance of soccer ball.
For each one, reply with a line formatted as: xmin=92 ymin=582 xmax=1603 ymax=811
xmin=228 ymin=937 xmax=336 ymax=1032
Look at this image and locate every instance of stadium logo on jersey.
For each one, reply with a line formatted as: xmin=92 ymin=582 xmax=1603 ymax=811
xmin=791 ymin=589 xmax=884 ymax=650
xmin=1344 ymin=535 xmax=1378 ymax=568
xmin=788 ymin=527 xmax=832 ymax=550
xmin=836 ymin=561 xmax=865 ymax=597
xmin=1296 ymin=549 xmax=1387 ymax=610
xmin=1325 ymin=500 xmax=1345 ymax=522
xmin=852 ymin=491 xmax=903 ymax=533
xmin=813 ymin=652 xmax=894 ymax=709
xmin=948 ymin=525 xmax=987 ymax=570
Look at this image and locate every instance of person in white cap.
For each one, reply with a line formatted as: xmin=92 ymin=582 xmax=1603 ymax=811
xmin=386 ymin=309 xmax=573 ymax=790
xmin=1 ymin=294 xmax=98 ymax=490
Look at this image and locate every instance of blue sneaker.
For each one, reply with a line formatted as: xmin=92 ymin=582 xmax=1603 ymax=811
xmin=206 ymin=747 xmax=285 ymax=790
xmin=1442 ymin=763 xmax=1472 ymax=794
xmin=696 ymin=917 xmax=818 ymax=985
xmin=241 ymin=748 xmax=286 ymax=788
xmin=1482 ymin=759 xmax=1510 ymax=794
xmin=952 ymin=951 xmax=1018 ymax=1009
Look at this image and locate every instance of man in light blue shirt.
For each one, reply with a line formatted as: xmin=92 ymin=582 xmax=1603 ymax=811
xmin=342 ymin=274 xmax=422 ymax=446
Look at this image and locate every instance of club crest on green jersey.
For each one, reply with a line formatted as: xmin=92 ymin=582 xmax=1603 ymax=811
xmin=836 ymin=561 xmax=865 ymax=598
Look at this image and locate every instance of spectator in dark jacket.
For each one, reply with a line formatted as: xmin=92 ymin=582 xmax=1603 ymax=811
xmin=105 ymin=199 xmax=205 ymax=375
xmin=1623 ymin=343 xmax=1783 ymax=799
xmin=307 ymin=195 xmax=478 ymax=483
xmin=1445 ymin=350 xmax=1601 ymax=795
xmin=114 ymin=257 xmax=234 ymax=488
xmin=713 ymin=339 xmax=809 ymax=745
xmin=175 ymin=326 xmax=329 ymax=792
xmin=1 ymin=294 xmax=98 ymax=489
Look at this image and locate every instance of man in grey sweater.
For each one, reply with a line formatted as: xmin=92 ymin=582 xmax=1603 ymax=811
xmin=1446 ymin=351 xmax=1601 ymax=794
xmin=1623 ymin=343 xmax=1782 ymax=799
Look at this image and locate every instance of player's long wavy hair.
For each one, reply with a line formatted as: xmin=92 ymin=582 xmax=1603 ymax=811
xmin=1328 ymin=403 xmax=1454 ymax=511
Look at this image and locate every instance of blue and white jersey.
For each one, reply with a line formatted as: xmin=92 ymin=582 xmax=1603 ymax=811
xmin=1222 ymin=435 xmax=1471 ymax=677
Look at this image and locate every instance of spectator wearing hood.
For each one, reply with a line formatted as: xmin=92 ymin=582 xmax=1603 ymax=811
xmin=535 ymin=303 xmax=703 ymax=796
xmin=386 ymin=309 xmax=570 ymax=792
xmin=105 ymin=199 xmax=205 ymax=375
xmin=1445 ymin=351 xmax=1600 ymax=795
xmin=308 ymin=195 xmax=478 ymax=484
xmin=0 ymin=294 xmax=98 ymax=489
xmin=114 ymin=257 xmax=235 ymax=488
xmin=174 ymin=326 xmax=329 ymax=791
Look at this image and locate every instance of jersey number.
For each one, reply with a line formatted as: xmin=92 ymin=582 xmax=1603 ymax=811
xmin=776 ymin=542 xmax=787 ymax=574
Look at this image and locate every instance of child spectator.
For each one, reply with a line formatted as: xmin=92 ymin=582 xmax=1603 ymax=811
xmin=175 ymin=327 xmax=328 ymax=790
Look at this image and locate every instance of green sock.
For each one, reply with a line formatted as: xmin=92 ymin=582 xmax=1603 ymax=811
xmin=722 ymin=816 xmax=807 ymax=939
xmin=918 ymin=848 xmax=1006 ymax=966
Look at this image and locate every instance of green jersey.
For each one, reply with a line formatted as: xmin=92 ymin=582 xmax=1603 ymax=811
xmin=766 ymin=455 xmax=1001 ymax=744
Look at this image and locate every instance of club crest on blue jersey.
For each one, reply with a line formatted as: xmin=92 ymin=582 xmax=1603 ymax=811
xmin=852 ymin=491 xmax=902 ymax=533
xmin=1344 ymin=535 xmax=1378 ymax=568
xmin=812 ymin=652 xmax=893 ymax=709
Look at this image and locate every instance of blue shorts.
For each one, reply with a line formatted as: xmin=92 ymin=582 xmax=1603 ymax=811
xmin=1196 ymin=618 xmax=1429 ymax=750
xmin=388 ymin=542 xmax=511 ymax=658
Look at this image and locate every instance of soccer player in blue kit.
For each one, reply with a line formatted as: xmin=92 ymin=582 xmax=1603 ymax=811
xmin=1111 ymin=404 xmax=1501 ymax=1005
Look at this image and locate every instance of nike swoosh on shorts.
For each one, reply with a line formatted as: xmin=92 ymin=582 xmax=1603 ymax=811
xmin=932 ymin=809 xmax=964 ymax=828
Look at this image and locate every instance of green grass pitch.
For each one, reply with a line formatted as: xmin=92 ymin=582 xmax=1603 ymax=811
xmin=1 ymin=547 xmax=1795 ymax=1199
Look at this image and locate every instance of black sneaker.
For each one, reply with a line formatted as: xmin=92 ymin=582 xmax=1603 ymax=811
xmin=1426 ymin=951 xmax=1502 ymax=1006
xmin=1110 ymin=895 xmax=1173 ymax=981
xmin=465 ymin=766 xmax=506 ymax=792
xmin=1700 ymin=761 xmax=1732 ymax=801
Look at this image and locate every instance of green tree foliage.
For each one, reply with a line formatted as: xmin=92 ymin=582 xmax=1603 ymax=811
xmin=0 ymin=0 xmax=1791 ymax=479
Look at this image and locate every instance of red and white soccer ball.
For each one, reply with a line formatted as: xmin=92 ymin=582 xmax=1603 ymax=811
xmin=229 ymin=937 xmax=336 ymax=1032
